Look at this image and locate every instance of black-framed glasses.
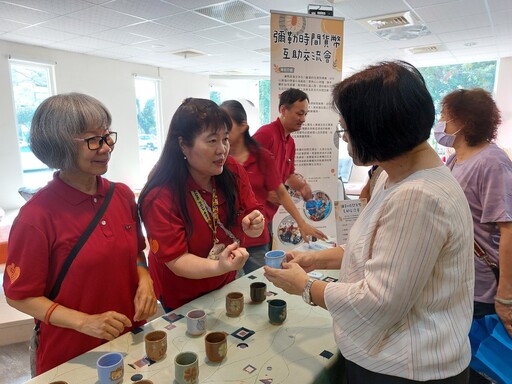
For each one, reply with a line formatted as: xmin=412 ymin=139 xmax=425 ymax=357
xmin=335 ymin=122 xmax=346 ymax=138
xmin=74 ymin=132 xmax=117 ymax=150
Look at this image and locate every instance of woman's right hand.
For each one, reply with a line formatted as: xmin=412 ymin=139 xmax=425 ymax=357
xmin=79 ymin=311 xmax=132 ymax=341
xmin=286 ymin=250 xmax=316 ymax=272
xmin=218 ymin=242 xmax=249 ymax=273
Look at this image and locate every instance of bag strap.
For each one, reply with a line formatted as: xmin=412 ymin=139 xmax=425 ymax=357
xmin=48 ymin=181 xmax=115 ymax=300
xmin=474 ymin=239 xmax=500 ymax=283
xmin=35 ymin=182 xmax=116 ymax=332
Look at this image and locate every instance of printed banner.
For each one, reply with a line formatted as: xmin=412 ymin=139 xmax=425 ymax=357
xmin=270 ymin=10 xmax=344 ymax=250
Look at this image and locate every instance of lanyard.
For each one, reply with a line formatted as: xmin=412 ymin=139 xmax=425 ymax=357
xmin=191 ymin=178 xmax=219 ymax=243
xmin=190 ymin=179 xmax=240 ymax=244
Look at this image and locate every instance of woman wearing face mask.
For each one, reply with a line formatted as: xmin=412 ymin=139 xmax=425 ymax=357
xmin=436 ymin=89 xmax=512 ymax=339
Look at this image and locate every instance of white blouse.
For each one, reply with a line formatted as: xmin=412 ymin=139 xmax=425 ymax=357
xmin=325 ymin=166 xmax=474 ymax=381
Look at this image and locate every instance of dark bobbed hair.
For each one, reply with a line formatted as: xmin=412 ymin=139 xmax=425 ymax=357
xmin=441 ymin=88 xmax=501 ymax=146
xmin=332 ymin=61 xmax=435 ymax=164
xmin=138 ymin=98 xmax=238 ymax=237
xmin=30 ymin=93 xmax=112 ymax=170
xmin=278 ymin=88 xmax=309 ymax=110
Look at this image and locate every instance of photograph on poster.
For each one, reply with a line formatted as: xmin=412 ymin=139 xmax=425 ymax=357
xmin=304 ymin=190 xmax=332 ymax=222
xmin=277 ymin=215 xmax=303 ymax=246
xmin=285 ymin=173 xmax=306 ymax=204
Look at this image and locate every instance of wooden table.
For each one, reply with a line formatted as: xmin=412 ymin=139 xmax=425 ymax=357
xmin=25 ymin=268 xmax=341 ymax=384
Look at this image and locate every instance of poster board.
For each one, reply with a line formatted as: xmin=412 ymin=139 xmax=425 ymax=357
xmin=270 ymin=11 xmax=345 ymax=250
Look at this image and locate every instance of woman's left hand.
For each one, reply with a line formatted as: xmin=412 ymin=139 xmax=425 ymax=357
xmin=242 ymin=210 xmax=265 ymax=237
xmin=263 ymin=262 xmax=309 ymax=296
xmin=298 ymin=223 xmax=328 ymax=243
xmin=133 ymin=272 xmax=157 ymax=322
xmin=495 ymin=302 xmax=512 ymax=337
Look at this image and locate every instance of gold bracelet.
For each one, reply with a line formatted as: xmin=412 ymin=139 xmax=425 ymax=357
xmin=495 ymin=297 xmax=512 ymax=305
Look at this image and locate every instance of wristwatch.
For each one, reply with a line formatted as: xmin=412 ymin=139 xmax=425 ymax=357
xmin=302 ymin=278 xmax=317 ymax=306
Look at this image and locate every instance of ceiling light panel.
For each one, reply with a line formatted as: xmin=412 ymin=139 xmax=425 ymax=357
xmin=195 ymin=0 xmax=268 ymax=24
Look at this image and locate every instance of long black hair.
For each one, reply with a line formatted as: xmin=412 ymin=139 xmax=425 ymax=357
xmin=138 ymin=98 xmax=238 ymax=238
xmin=220 ymin=99 xmax=265 ymax=174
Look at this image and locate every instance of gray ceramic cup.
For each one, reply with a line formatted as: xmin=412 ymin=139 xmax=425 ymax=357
xmin=175 ymin=351 xmax=199 ymax=384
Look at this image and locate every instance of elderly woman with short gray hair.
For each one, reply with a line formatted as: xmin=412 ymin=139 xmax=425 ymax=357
xmin=2 ymin=92 xmax=157 ymax=376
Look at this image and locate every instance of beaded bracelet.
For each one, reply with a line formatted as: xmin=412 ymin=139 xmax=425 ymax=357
xmin=44 ymin=302 xmax=60 ymax=325
xmin=495 ymin=297 xmax=512 ymax=306
xmin=136 ymin=261 xmax=148 ymax=269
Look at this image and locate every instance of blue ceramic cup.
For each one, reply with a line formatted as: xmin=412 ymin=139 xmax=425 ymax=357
xmin=264 ymin=250 xmax=286 ymax=269
xmin=96 ymin=352 xmax=124 ymax=384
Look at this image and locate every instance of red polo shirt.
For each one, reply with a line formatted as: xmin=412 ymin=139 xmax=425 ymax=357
xmin=3 ymin=173 xmax=146 ymax=375
xmin=253 ymin=118 xmax=296 ymax=219
xmin=242 ymin=148 xmax=281 ymax=247
xmin=141 ymin=157 xmax=262 ymax=309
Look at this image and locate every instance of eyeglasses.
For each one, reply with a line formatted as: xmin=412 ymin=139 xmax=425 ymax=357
xmin=74 ymin=132 xmax=117 ymax=150
xmin=335 ymin=122 xmax=346 ymax=138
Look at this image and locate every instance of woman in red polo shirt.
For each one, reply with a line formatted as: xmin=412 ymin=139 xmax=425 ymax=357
xmin=220 ymin=100 xmax=326 ymax=273
xmin=2 ymin=93 xmax=157 ymax=376
xmin=138 ymin=98 xmax=265 ymax=311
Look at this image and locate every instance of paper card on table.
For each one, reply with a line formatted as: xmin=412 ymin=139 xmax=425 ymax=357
xmin=334 ymin=199 xmax=367 ymax=245
xmin=164 ymin=323 xmax=176 ymax=330
xmin=232 ymin=327 xmax=255 ymax=341
xmin=162 ymin=313 xmax=183 ymax=323
xmin=320 ymin=350 xmax=334 ymax=359
xmin=131 ymin=326 xmax=144 ymax=334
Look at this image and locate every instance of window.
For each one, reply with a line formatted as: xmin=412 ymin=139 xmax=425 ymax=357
xmin=135 ymin=77 xmax=162 ymax=179
xmin=419 ymin=60 xmax=497 ymax=157
xmin=10 ymin=59 xmax=55 ymax=187
xmin=209 ymin=78 xmax=269 ymax=134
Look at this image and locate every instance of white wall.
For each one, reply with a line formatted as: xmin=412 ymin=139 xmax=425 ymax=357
xmin=0 ymin=40 xmax=209 ymax=210
xmin=495 ymin=57 xmax=512 ymax=155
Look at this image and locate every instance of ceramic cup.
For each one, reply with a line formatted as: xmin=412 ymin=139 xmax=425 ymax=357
xmin=250 ymin=282 xmax=267 ymax=303
xmin=264 ymin=250 xmax=286 ymax=269
xmin=133 ymin=380 xmax=153 ymax=384
xmin=225 ymin=291 xmax=244 ymax=317
xmin=144 ymin=330 xmax=167 ymax=362
xmin=268 ymin=299 xmax=287 ymax=325
xmin=96 ymin=352 xmax=124 ymax=384
xmin=186 ymin=309 xmax=207 ymax=336
xmin=49 ymin=382 xmax=68 ymax=384
xmin=204 ymin=331 xmax=228 ymax=363
xmin=174 ymin=351 xmax=199 ymax=384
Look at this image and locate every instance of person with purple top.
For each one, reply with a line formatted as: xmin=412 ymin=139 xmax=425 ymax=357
xmin=436 ymin=88 xmax=512 ymax=382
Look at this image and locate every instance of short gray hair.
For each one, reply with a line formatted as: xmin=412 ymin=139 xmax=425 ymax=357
xmin=30 ymin=92 xmax=112 ymax=170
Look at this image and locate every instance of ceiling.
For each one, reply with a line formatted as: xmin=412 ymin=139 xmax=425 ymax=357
xmin=1 ymin=0 xmax=511 ymax=77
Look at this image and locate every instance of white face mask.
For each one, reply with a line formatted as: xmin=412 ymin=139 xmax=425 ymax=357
xmin=434 ymin=121 xmax=461 ymax=147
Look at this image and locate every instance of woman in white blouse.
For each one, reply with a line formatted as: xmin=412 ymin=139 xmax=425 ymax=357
xmin=264 ymin=61 xmax=474 ymax=383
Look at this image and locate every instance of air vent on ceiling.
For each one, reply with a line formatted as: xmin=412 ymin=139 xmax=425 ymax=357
xmin=404 ymin=45 xmax=444 ymax=54
xmin=358 ymin=11 xmax=431 ymax=40
xmin=254 ymin=47 xmax=270 ymax=54
xmin=171 ymin=49 xmax=206 ymax=59
xmin=195 ymin=0 xmax=267 ymax=24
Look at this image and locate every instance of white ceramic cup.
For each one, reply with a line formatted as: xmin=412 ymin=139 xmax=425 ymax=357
xmin=186 ymin=309 xmax=206 ymax=336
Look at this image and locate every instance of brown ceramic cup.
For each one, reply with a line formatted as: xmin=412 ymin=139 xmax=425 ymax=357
xmin=144 ymin=330 xmax=167 ymax=362
xmin=204 ymin=331 xmax=227 ymax=363
xmin=225 ymin=291 xmax=244 ymax=317
xmin=250 ymin=282 xmax=267 ymax=303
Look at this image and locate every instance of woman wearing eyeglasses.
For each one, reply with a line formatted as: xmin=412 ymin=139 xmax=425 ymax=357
xmin=265 ymin=62 xmax=474 ymax=383
xmin=2 ymin=93 xmax=157 ymax=376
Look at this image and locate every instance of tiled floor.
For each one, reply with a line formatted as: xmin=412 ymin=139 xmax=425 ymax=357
xmin=0 ymin=341 xmax=31 ymax=384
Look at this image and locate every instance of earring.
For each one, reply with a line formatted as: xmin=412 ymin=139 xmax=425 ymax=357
xmin=183 ymin=155 xmax=187 ymax=160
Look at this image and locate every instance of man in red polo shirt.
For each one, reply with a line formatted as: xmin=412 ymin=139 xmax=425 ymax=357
xmin=253 ymin=88 xmax=313 ymax=238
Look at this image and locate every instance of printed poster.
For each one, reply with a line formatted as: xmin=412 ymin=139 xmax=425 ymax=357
xmin=270 ymin=10 xmax=345 ymax=250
